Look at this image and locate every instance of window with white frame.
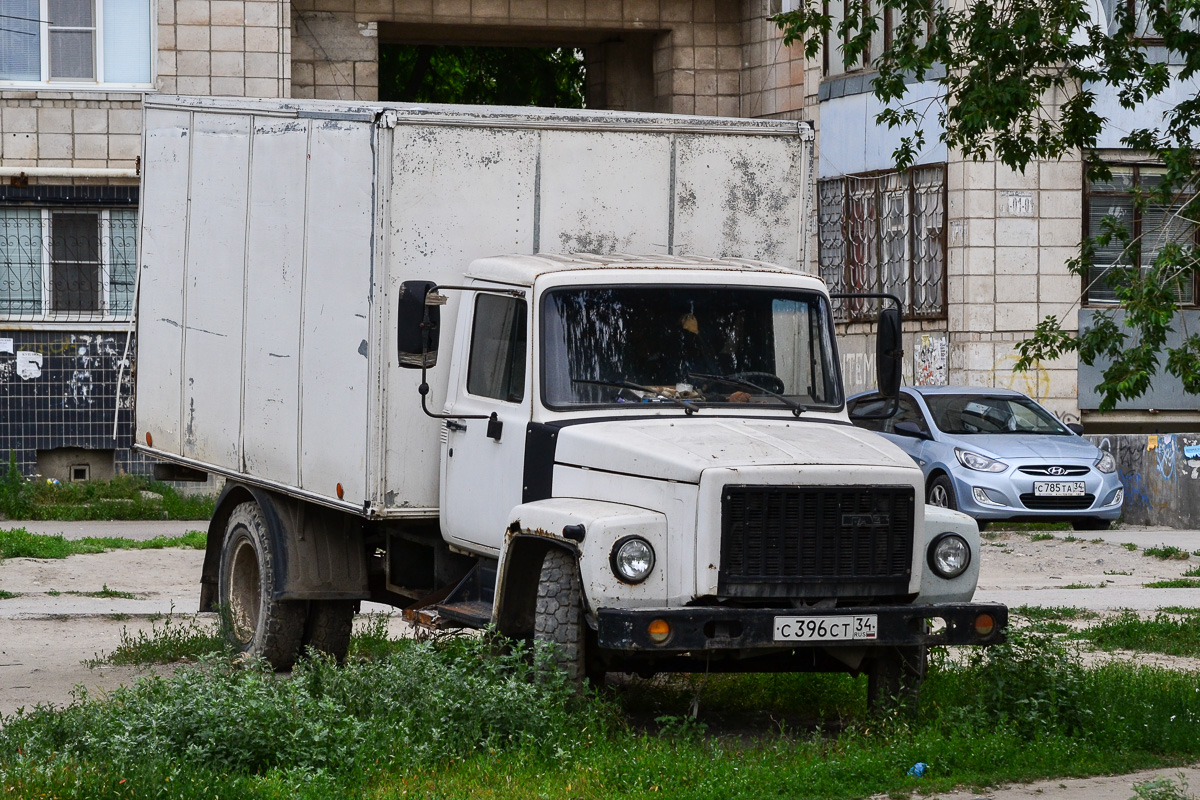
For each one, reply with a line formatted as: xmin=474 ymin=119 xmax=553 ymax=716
xmin=0 ymin=206 xmax=137 ymax=320
xmin=0 ymin=0 xmax=152 ymax=86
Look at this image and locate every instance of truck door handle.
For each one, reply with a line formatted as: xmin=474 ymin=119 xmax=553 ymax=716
xmin=445 ymin=420 xmax=467 ymax=433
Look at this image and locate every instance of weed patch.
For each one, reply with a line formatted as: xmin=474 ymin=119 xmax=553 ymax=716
xmin=89 ymin=610 xmax=228 ymax=666
xmin=4 ymin=626 xmax=1200 ymax=799
xmin=70 ymin=585 xmax=136 ymax=599
xmin=0 ymin=589 xmax=20 ymax=599
xmin=0 ymin=528 xmax=205 ymax=560
xmin=1030 ymin=532 xmax=1056 ymax=541
xmin=1145 ymin=545 xmax=1191 ymax=561
xmin=1124 ymin=542 xmax=1140 ymax=551
xmin=1075 ymin=610 xmax=1200 ymax=658
xmin=0 ymin=454 xmax=214 ymax=521
xmin=1144 ymin=579 xmax=1200 ymax=589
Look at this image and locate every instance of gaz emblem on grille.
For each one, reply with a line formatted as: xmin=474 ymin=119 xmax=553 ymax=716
xmin=842 ymin=513 xmax=890 ymax=527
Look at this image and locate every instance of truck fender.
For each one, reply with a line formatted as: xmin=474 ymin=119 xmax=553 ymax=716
xmin=200 ymin=483 xmax=369 ymax=612
xmin=494 ymin=498 xmax=668 ymax=640
xmin=915 ymin=505 xmax=981 ymax=604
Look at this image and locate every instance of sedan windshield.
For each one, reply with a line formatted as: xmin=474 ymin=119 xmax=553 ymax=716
xmin=541 ymin=285 xmax=841 ymax=411
xmin=924 ymin=394 xmax=1070 ymax=435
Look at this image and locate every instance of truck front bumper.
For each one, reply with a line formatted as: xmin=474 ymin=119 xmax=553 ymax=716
xmin=596 ymin=602 xmax=1007 ymax=653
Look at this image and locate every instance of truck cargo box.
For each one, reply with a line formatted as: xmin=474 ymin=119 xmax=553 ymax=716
xmin=135 ymin=96 xmax=815 ymax=518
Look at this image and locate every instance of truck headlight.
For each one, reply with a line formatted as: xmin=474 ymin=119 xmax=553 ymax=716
xmin=928 ymin=532 xmax=971 ymax=579
xmin=611 ymin=536 xmax=655 ymax=584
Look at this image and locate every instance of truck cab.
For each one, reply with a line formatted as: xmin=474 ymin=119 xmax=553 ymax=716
xmin=401 ymin=254 xmax=1004 ymax=695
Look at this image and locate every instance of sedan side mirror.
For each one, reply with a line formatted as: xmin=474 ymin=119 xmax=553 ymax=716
xmin=1068 ymin=423 xmax=1085 ymax=435
xmin=894 ymin=421 xmax=931 ymax=440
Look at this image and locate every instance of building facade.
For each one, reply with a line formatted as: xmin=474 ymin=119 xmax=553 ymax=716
xmin=1 ymin=0 xmax=1193 ymax=481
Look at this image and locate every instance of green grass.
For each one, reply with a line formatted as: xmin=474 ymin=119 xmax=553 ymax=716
xmin=993 ymin=521 xmax=1073 ymax=532
xmin=1 ymin=452 xmax=214 ymax=521
xmin=88 ymin=609 xmax=228 ymax=667
xmin=1060 ymin=582 xmax=1104 ymax=589
xmin=1075 ymin=610 xmax=1200 ymax=658
xmin=1105 ymin=569 xmax=1132 ymax=576
xmin=0 ymin=527 xmax=206 ymax=560
xmin=1030 ymin=532 xmax=1056 ymax=541
xmin=1144 ymin=545 xmax=1191 ymax=561
xmin=67 ymin=585 xmax=136 ymax=599
xmin=1013 ymin=606 xmax=1100 ymax=621
xmin=1123 ymin=542 xmax=1140 ymax=551
xmin=6 ymin=627 xmax=1200 ymax=799
xmin=0 ymin=589 xmax=20 ymax=599
xmin=1144 ymin=579 xmax=1200 ymax=589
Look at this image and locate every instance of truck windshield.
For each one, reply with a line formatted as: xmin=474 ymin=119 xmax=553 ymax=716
xmin=541 ymin=285 xmax=841 ymax=411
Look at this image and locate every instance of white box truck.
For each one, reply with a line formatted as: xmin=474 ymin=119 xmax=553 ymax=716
xmin=135 ymin=96 xmax=1004 ymax=705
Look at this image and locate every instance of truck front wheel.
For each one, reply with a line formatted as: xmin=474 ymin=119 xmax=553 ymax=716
xmin=866 ymin=645 xmax=926 ymax=716
xmin=534 ymin=548 xmax=592 ymax=686
xmin=219 ymin=501 xmax=307 ymax=669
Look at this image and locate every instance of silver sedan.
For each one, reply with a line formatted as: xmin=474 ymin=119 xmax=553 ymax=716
xmin=848 ymin=386 xmax=1124 ymax=530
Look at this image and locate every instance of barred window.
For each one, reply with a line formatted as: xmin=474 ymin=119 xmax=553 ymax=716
xmin=0 ymin=206 xmax=137 ymax=320
xmin=819 ymin=165 xmax=946 ymax=321
xmin=1084 ymin=165 xmax=1199 ymax=306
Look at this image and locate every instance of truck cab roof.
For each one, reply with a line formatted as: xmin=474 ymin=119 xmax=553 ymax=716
xmin=465 ymin=253 xmax=818 ymax=288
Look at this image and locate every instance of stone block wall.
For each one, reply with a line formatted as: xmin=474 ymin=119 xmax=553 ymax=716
xmin=944 ymin=149 xmax=1084 ymax=424
xmin=160 ymin=0 xmax=292 ymax=97
xmin=0 ymin=0 xmax=290 ymax=173
xmin=292 ymin=0 xmax=751 ymax=113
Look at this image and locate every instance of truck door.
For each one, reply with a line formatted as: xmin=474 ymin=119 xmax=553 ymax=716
xmin=440 ymin=291 xmax=531 ymax=553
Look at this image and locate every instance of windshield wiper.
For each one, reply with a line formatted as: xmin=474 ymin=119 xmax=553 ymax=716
xmin=572 ymin=378 xmax=699 ymax=415
xmin=687 ymin=372 xmax=807 ymax=417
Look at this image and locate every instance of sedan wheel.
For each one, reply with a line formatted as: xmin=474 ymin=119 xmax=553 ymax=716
xmin=927 ymin=475 xmax=957 ymax=511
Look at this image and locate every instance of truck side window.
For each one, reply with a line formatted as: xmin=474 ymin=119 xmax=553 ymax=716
xmin=466 ymin=293 xmax=527 ymax=403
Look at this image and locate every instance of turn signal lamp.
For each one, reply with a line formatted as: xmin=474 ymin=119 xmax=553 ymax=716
xmin=145 ymin=432 xmax=153 ymax=447
xmin=974 ymin=613 xmax=995 ymax=637
xmin=647 ymin=619 xmax=671 ymax=644
xmin=336 ymin=483 xmax=344 ymax=500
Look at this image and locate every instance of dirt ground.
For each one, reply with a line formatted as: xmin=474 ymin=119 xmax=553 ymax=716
xmin=1 ymin=523 xmax=1198 ymax=798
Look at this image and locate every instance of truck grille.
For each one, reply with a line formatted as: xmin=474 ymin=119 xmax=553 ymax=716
xmin=719 ymin=485 xmax=915 ymax=599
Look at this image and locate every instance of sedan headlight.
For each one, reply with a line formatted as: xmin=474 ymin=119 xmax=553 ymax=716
xmin=611 ymin=536 xmax=655 ymax=584
xmin=954 ymin=448 xmax=1008 ymax=472
xmin=928 ymin=532 xmax=971 ymax=579
xmin=1096 ymin=451 xmax=1117 ymax=474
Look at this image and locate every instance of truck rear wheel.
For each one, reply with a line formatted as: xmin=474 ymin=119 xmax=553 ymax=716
xmin=303 ymin=600 xmax=355 ymax=662
xmin=534 ymin=548 xmax=590 ymax=686
xmin=219 ymin=501 xmax=306 ymax=670
xmin=866 ymin=645 xmax=926 ymax=716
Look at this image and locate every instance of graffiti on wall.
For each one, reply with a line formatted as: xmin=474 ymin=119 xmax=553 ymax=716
xmin=996 ymin=354 xmax=1051 ymax=400
xmin=913 ymin=334 xmax=948 ymax=386
xmin=1182 ymin=437 xmax=1200 ymax=479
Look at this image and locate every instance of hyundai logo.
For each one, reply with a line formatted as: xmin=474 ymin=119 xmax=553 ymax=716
xmin=1047 ymin=466 xmax=1067 ymax=476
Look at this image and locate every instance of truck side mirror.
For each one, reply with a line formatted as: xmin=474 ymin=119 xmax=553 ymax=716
xmin=876 ymin=306 xmax=902 ymax=398
xmin=397 ymin=280 xmax=441 ymax=369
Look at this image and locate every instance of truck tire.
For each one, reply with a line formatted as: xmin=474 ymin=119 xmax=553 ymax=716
xmin=534 ymin=548 xmax=588 ymax=685
xmin=219 ymin=500 xmax=307 ymax=670
xmin=866 ymin=645 xmax=926 ymax=716
xmin=303 ymin=600 xmax=355 ymax=662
